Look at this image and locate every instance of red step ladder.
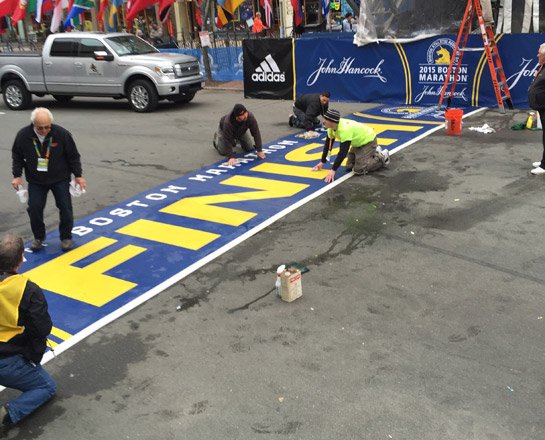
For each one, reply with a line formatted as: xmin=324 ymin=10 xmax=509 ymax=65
xmin=439 ymin=0 xmax=513 ymax=113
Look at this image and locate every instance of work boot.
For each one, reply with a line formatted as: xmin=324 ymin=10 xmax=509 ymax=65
xmin=30 ymin=239 xmax=43 ymax=251
xmin=61 ymin=239 xmax=73 ymax=251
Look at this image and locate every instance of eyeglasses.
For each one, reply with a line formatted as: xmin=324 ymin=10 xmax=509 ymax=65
xmin=35 ymin=125 xmax=51 ymax=131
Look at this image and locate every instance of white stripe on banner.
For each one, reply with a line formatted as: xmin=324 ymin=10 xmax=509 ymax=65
xmin=504 ymin=0 xmax=512 ymax=33
xmin=522 ymin=0 xmax=532 ymax=33
xmin=533 ymin=0 xmax=539 ymax=32
xmin=497 ymin=0 xmax=504 ymax=31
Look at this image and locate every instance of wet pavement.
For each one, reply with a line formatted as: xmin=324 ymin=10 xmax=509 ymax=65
xmin=0 ymin=91 xmax=543 ymax=439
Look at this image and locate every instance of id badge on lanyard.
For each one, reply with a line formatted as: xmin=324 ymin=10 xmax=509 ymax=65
xmin=37 ymin=157 xmax=49 ymax=172
xmin=34 ymin=138 xmax=51 ymax=172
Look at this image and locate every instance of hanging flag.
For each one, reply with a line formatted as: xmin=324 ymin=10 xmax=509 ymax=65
xmin=193 ymin=0 xmax=202 ymax=27
xmin=36 ymin=0 xmax=53 ymax=22
xmin=321 ymin=0 xmax=329 ymax=17
xmin=290 ymin=0 xmax=302 ymax=26
xmin=97 ymin=0 xmax=107 ymax=27
xmin=222 ymin=0 xmax=243 ymax=15
xmin=11 ymin=0 xmax=27 ymax=24
xmin=50 ymin=0 xmax=67 ymax=32
xmin=107 ymin=0 xmax=122 ymax=31
xmin=64 ymin=0 xmax=93 ymax=28
xmin=215 ymin=5 xmax=232 ymax=28
xmin=263 ymin=0 xmax=272 ymax=26
xmin=158 ymin=0 xmax=172 ymax=23
xmin=0 ymin=0 xmax=18 ymax=18
xmin=126 ymin=0 xmax=156 ymax=24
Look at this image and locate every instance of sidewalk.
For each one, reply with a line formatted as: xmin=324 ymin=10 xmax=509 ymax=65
xmin=204 ymin=80 xmax=244 ymax=91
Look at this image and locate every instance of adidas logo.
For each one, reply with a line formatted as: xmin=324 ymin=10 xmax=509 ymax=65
xmin=252 ymin=54 xmax=286 ymax=82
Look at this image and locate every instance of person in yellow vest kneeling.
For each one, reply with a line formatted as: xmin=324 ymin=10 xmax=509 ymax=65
xmin=312 ymin=109 xmax=390 ymax=183
xmin=0 ymin=232 xmax=56 ymax=427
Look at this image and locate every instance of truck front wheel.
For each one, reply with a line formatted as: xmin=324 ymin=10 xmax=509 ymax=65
xmin=127 ymin=79 xmax=158 ymax=113
xmin=2 ymin=79 xmax=32 ymax=110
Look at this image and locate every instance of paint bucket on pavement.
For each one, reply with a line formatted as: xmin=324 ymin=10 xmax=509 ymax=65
xmin=444 ymin=108 xmax=463 ymax=135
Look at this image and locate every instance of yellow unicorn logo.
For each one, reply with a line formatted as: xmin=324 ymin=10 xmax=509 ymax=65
xmin=435 ymin=46 xmax=451 ymax=64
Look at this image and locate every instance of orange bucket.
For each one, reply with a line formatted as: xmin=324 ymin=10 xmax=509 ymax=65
xmin=444 ymin=108 xmax=464 ymax=135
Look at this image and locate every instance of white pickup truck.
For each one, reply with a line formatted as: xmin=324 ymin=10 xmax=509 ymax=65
xmin=0 ymin=32 xmax=204 ymax=112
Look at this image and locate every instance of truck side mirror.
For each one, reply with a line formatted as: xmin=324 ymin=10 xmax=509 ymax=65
xmin=93 ymin=51 xmax=114 ymax=61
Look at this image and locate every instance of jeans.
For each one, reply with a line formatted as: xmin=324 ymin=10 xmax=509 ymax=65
xmin=28 ymin=180 xmax=73 ymax=241
xmin=0 ymin=355 xmax=56 ymax=424
xmin=293 ymin=105 xmax=321 ymax=130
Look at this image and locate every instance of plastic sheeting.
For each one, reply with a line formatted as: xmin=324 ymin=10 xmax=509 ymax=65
xmin=355 ymin=0 xmax=544 ymax=46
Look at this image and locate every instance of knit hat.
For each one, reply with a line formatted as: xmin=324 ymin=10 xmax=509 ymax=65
xmin=232 ymin=104 xmax=247 ymax=116
xmin=323 ymin=109 xmax=340 ymax=123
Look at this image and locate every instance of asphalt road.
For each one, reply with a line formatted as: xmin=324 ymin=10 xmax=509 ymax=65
xmin=0 ymin=91 xmax=544 ymax=440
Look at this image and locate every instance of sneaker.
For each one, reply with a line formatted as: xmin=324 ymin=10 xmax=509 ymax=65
xmin=30 ymin=239 xmax=43 ymax=251
xmin=381 ymin=148 xmax=390 ymax=166
xmin=288 ymin=114 xmax=294 ymax=127
xmin=61 ymin=239 xmax=73 ymax=251
xmin=531 ymin=166 xmax=545 ymax=175
xmin=533 ymin=161 xmax=542 ymax=168
xmin=212 ymin=132 xmax=218 ymax=151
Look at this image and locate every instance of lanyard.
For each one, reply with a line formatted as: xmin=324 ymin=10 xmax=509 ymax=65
xmin=33 ymin=138 xmax=51 ymax=160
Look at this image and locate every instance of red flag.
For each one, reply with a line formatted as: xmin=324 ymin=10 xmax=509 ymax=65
xmin=194 ymin=0 xmax=202 ymax=27
xmin=0 ymin=0 xmax=18 ymax=18
xmin=290 ymin=0 xmax=302 ymax=26
xmin=158 ymin=0 xmax=172 ymax=22
xmin=98 ymin=0 xmax=108 ymax=27
xmin=11 ymin=0 xmax=27 ymax=24
xmin=126 ymin=0 xmax=156 ymax=24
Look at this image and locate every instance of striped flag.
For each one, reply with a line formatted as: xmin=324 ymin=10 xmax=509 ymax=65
xmin=107 ymin=0 xmax=122 ymax=31
xmin=263 ymin=0 xmax=272 ymax=26
xmin=36 ymin=0 xmax=53 ymax=22
xmin=50 ymin=0 xmax=68 ymax=32
xmin=64 ymin=0 xmax=93 ymax=28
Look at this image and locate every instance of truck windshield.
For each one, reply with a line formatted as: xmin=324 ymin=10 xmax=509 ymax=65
xmin=105 ymin=35 xmax=158 ymax=56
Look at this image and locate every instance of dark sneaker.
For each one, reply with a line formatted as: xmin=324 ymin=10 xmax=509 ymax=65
xmin=288 ymin=114 xmax=294 ymax=127
xmin=30 ymin=239 xmax=43 ymax=251
xmin=61 ymin=239 xmax=73 ymax=251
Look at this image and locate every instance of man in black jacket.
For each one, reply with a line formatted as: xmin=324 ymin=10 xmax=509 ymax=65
xmin=289 ymin=91 xmax=330 ymax=134
xmin=528 ymin=43 xmax=545 ymax=175
xmin=11 ymin=108 xmax=87 ymax=251
xmin=213 ymin=104 xmax=266 ymax=166
xmin=0 ymin=232 xmax=56 ymax=426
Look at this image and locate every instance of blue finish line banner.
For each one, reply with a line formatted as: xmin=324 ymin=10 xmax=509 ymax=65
xmin=294 ymin=34 xmax=542 ymax=108
xmin=23 ymin=105 xmax=452 ymax=361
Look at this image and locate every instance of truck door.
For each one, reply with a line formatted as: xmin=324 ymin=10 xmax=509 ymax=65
xmin=75 ymin=38 xmax=119 ymax=95
xmin=43 ymin=38 xmax=78 ymax=94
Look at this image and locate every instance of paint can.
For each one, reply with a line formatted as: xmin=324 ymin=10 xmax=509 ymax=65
xmin=444 ymin=108 xmax=464 ymax=135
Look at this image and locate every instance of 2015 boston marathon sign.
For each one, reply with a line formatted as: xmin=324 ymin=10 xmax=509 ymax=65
xmin=25 ymin=105 xmax=481 ymax=362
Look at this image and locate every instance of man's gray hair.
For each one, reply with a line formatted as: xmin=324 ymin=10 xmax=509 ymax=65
xmin=0 ymin=232 xmax=24 ymax=272
xmin=30 ymin=107 xmax=54 ymax=124
xmin=539 ymin=43 xmax=545 ymax=55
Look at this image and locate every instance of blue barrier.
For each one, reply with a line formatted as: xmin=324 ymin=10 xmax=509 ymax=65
xmin=161 ymin=47 xmax=243 ymax=82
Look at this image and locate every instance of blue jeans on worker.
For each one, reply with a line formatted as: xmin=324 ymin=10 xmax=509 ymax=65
xmin=292 ymin=105 xmax=321 ymax=130
xmin=0 ymin=355 xmax=56 ymax=424
xmin=28 ymin=179 xmax=73 ymax=241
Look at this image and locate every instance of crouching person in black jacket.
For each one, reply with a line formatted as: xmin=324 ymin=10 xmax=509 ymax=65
xmin=0 ymin=232 xmax=56 ymax=427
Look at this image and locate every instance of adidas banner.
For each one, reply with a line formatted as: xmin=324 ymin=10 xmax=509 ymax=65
xmin=243 ymin=39 xmax=293 ymax=100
